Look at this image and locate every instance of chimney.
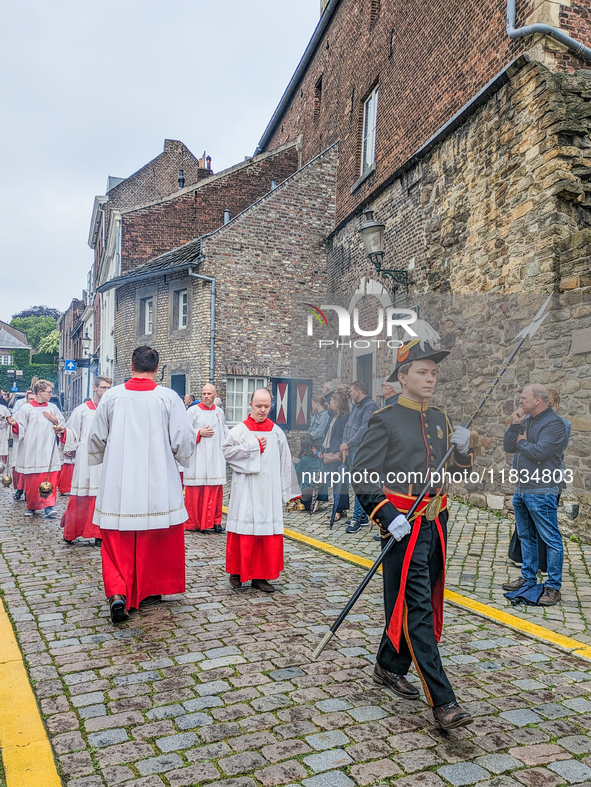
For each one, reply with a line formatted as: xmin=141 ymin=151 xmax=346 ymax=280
xmin=223 ymin=209 xmax=231 ymax=224
xmin=178 ymin=170 xmax=185 ymax=189
xmin=206 ymin=155 xmax=212 ymax=171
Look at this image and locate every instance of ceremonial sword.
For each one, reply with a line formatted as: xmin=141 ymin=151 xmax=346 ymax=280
xmin=312 ymin=295 xmax=553 ymax=659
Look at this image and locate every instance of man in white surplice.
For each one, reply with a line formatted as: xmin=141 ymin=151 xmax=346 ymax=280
xmin=184 ymin=383 xmax=229 ymax=532
xmin=222 ymin=388 xmax=301 ymax=593
xmin=87 ymin=346 xmax=196 ymax=624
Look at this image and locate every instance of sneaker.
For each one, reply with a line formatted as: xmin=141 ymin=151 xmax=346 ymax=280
xmin=44 ymin=508 xmax=57 ymax=519
xmin=374 ymin=534 xmax=382 ymax=541
xmin=13 ymin=490 xmax=23 ymax=501
xmin=346 ymin=521 xmax=369 ymax=533
xmin=25 ymin=509 xmax=35 ymax=517
xmin=213 ymin=524 xmax=223 ymax=533
xmin=502 ymin=577 xmax=528 ymax=591
xmin=539 ymin=587 xmax=561 ymax=606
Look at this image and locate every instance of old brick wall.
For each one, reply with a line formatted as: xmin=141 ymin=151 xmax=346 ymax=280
xmin=199 ymin=144 xmax=338 ymax=395
xmin=106 ymin=140 xmax=204 ymax=211
xmin=261 ymin=0 xmax=591 ymax=226
xmin=315 ymin=60 xmax=591 ymax=535
xmin=112 ymin=145 xmax=337 ymax=415
xmin=119 ymin=143 xmax=300 ymax=274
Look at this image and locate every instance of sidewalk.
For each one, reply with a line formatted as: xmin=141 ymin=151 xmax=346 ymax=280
xmin=283 ymin=500 xmax=591 ymax=646
xmin=0 ymin=488 xmax=591 ymax=787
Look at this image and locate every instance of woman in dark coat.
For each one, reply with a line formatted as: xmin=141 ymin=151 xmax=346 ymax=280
xmin=320 ymin=391 xmax=350 ymax=520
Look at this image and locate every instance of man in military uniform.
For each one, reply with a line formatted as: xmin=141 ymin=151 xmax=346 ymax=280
xmin=353 ymin=339 xmax=474 ymax=729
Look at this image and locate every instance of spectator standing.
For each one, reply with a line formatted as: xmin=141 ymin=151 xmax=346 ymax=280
xmin=381 ymin=380 xmax=399 ymax=407
xmin=321 ymin=390 xmax=350 ymax=521
xmin=308 ymin=394 xmax=331 ymax=449
xmin=294 ymin=434 xmax=328 ymax=510
xmin=322 ymin=381 xmax=335 ymax=410
xmin=341 ymin=380 xmax=378 ymax=533
xmin=502 ymin=384 xmax=567 ymax=606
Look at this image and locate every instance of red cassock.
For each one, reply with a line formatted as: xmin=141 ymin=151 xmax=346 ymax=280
xmin=23 ymin=472 xmax=58 ymax=510
xmin=100 ymin=525 xmax=186 ymax=609
xmin=184 ymin=485 xmax=223 ymax=530
xmin=61 ymin=496 xmax=100 ymax=541
xmin=12 ymin=468 xmax=24 ymax=491
xmin=225 ymin=532 xmax=284 ymax=581
xmin=93 ymin=378 xmax=191 ymax=608
xmin=57 ymin=463 xmax=74 ymax=494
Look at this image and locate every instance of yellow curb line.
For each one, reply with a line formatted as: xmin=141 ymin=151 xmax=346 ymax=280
xmin=283 ymin=527 xmax=591 ymax=663
xmin=0 ymin=597 xmax=61 ymax=787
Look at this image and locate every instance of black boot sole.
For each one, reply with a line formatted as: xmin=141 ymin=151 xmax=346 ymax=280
xmin=434 ymin=713 xmax=474 ymax=729
xmin=372 ymin=671 xmax=420 ymax=700
xmin=110 ymin=601 xmax=128 ymax=624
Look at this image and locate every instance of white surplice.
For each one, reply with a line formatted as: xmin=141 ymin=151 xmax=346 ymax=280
xmin=222 ymin=421 xmax=301 ymax=536
xmin=0 ymin=405 xmax=9 ymax=457
xmin=13 ymin=403 xmax=64 ymax=474
xmin=184 ymin=405 xmax=229 ymax=486
xmin=88 ymin=384 xmax=196 ymax=531
xmin=64 ymin=402 xmax=101 ymax=496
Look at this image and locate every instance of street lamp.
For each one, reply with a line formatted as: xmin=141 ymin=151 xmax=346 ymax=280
xmin=81 ymin=331 xmax=91 ymax=399
xmin=358 ymin=208 xmax=408 ymax=292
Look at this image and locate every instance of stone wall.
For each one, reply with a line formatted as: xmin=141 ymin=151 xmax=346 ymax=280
xmin=316 ymin=59 xmax=591 ymax=537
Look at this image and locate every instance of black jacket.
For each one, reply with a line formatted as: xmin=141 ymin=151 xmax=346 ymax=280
xmin=352 ymin=396 xmax=472 ymax=529
xmin=323 ymin=412 xmax=349 ymax=457
xmin=503 ymin=406 xmax=566 ymax=492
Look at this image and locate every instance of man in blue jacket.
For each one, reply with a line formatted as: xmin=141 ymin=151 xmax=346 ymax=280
xmin=340 ymin=380 xmax=378 ymax=532
xmin=502 ymin=384 xmax=567 ymax=606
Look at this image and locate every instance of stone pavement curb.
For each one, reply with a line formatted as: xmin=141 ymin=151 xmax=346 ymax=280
xmin=0 ymin=596 xmax=61 ymax=787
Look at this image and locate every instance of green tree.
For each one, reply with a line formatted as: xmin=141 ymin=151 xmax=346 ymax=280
xmin=10 ymin=316 xmax=57 ymax=351
xmin=38 ymin=329 xmax=59 ymax=355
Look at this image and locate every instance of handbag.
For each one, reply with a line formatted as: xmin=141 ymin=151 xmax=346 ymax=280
xmin=323 ymin=451 xmax=341 ymax=464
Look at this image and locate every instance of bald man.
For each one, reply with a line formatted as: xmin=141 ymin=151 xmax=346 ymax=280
xmin=184 ymin=384 xmax=229 ymax=532
xmin=502 ymin=384 xmax=567 ymax=606
xmin=222 ymin=389 xmax=301 ymax=592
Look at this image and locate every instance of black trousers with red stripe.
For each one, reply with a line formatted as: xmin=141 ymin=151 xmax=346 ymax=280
xmin=377 ymin=513 xmax=455 ymax=707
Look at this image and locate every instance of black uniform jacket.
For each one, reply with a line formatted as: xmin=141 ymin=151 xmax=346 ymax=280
xmin=352 ymin=396 xmax=472 ymax=528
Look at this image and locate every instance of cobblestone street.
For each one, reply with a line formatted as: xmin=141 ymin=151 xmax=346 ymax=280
xmin=1 ymin=489 xmax=591 ymax=786
xmin=283 ymin=502 xmax=591 ymax=646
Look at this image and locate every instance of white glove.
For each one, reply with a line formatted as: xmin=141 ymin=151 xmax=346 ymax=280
xmin=450 ymin=425 xmax=471 ymax=454
xmin=387 ymin=514 xmax=412 ymax=541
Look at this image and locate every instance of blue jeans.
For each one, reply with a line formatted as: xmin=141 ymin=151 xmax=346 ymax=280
xmin=513 ymin=493 xmax=563 ymax=590
xmin=353 ymin=495 xmax=368 ymax=523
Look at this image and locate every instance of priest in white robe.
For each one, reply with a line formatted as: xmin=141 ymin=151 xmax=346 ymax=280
xmin=222 ymin=388 xmax=301 ymax=593
xmin=56 ymin=376 xmax=112 ymax=544
xmin=184 ymin=383 xmax=229 ymax=532
xmin=7 ymin=381 xmax=65 ymax=517
xmin=88 ymin=346 xmax=196 ymax=623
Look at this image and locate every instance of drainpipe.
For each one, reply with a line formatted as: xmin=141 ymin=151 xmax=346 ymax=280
xmin=507 ymin=0 xmax=591 ymax=62
xmin=188 ymin=267 xmax=216 ymax=383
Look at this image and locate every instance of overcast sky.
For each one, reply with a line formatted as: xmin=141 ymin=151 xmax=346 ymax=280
xmin=0 ymin=0 xmax=320 ymax=321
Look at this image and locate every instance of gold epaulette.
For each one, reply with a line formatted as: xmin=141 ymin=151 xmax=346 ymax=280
xmin=373 ymin=405 xmax=392 ymax=415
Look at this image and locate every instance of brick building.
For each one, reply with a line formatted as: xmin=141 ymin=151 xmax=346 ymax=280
xmin=96 ymin=144 xmax=337 ymax=426
xmin=0 ymin=322 xmax=31 ymax=367
xmin=251 ymin=0 xmax=591 ymax=525
xmin=57 ymin=297 xmax=89 ymax=412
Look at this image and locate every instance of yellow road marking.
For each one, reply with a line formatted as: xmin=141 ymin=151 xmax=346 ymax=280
xmin=222 ymin=505 xmax=228 ymax=514
xmin=0 ymin=597 xmax=61 ymax=787
xmin=283 ymin=528 xmax=591 ymax=663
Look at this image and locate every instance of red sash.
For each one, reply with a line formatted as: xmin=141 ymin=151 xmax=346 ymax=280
xmin=382 ymin=490 xmax=447 ymax=652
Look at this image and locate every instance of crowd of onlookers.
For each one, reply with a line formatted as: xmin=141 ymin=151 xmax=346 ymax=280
xmin=294 ymin=378 xmax=394 ymax=537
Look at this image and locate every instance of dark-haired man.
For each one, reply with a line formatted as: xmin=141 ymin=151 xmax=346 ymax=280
xmin=353 ymin=340 xmax=474 ymax=729
xmin=88 ymin=346 xmax=196 ymax=623
xmin=341 ymin=380 xmax=378 ymax=533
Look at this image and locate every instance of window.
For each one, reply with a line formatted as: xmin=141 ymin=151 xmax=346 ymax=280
xmin=226 ymin=376 xmax=267 ymax=425
xmin=140 ymin=297 xmax=154 ymax=335
xmin=0 ymin=355 xmax=13 ymax=365
xmin=178 ymin=290 xmax=188 ymax=329
xmin=314 ymin=76 xmax=322 ymax=119
xmin=361 ymin=86 xmax=378 ymax=175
